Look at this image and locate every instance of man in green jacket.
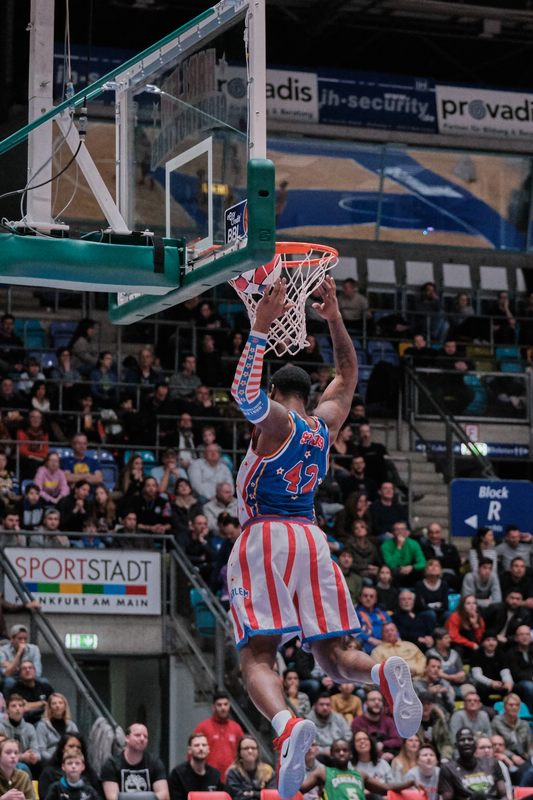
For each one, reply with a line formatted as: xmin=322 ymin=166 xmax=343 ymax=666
xmin=381 ymin=521 xmax=427 ymax=585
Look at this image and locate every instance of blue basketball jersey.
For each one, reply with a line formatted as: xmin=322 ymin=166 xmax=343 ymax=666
xmin=236 ymin=410 xmax=330 ymax=524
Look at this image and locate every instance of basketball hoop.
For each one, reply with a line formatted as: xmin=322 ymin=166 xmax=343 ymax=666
xmin=230 ymin=242 xmax=339 ymax=356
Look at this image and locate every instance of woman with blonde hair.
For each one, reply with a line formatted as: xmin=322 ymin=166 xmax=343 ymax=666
xmin=390 ymin=735 xmax=422 ymax=783
xmin=225 ymin=735 xmax=275 ymax=800
xmin=0 ymin=739 xmax=35 ymax=800
xmin=36 ymin=694 xmax=79 ymax=762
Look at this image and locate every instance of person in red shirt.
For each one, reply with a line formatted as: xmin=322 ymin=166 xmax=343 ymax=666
xmin=193 ymin=691 xmax=244 ymax=780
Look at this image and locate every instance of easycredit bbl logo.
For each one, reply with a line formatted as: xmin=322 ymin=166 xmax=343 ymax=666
xmin=436 ymin=84 xmax=533 ymax=139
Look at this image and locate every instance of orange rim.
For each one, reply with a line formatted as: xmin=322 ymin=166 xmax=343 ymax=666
xmin=272 ymin=241 xmax=339 ymax=268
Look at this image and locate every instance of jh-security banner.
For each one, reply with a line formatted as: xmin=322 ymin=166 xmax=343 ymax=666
xmin=4 ymin=549 xmax=161 ymax=614
xmin=317 ymin=70 xmax=437 ymax=133
xmin=436 ymin=84 xmax=533 ymax=140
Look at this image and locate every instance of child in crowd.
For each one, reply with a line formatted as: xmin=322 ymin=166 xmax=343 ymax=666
xmin=45 ymin=752 xmax=99 ymax=800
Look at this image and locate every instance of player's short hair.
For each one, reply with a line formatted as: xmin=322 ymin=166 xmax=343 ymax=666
xmin=270 ymin=365 xmax=311 ymax=402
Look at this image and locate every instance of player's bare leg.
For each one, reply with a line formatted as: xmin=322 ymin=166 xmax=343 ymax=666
xmin=240 ymin=635 xmax=316 ymax=800
xmin=311 ymin=637 xmax=422 ymax=739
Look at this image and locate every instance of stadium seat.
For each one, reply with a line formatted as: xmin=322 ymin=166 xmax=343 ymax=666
xmin=261 ymin=792 xmax=304 ymax=800
xmin=189 ymin=794 xmax=232 ymax=800
xmin=499 ymin=361 xmax=524 ymax=373
xmin=189 ymin=588 xmax=216 ymax=638
xmin=49 ymin=320 xmax=78 ymax=348
xmin=367 ymin=340 xmax=398 ymax=366
xmin=316 ymin=334 xmax=333 ymax=363
xmin=448 ymin=593 xmax=461 ymax=611
xmin=123 ymin=450 xmax=157 ymax=466
xmin=495 ymin=346 xmax=521 ymax=360
xmin=30 ymin=350 xmax=58 ymax=370
xmin=514 ymin=789 xmax=533 ymax=799
xmin=386 ymin=792 xmax=427 ymax=800
xmin=21 ymin=479 xmax=34 ymax=494
xmin=49 ymin=446 xmax=74 ymax=459
xmin=494 ymin=700 xmax=532 ymax=720
xmin=101 ymin=464 xmax=118 ymax=492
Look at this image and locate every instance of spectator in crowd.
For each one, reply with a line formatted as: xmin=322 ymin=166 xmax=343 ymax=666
xmin=371 ymin=622 xmax=427 ymax=678
xmin=168 ymin=733 xmax=224 ymax=800
xmin=101 ymin=723 xmax=168 ymax=800
xmin=425 ymin=627 xmax=466 ymax=693
xmin=355 ymin=585 xmax=392 ymax=654
xmin=501 ymin=558 xmax=533 ymax=608
xmin=0 ymin=694 xmax=40 ymax=774
xmin=448 ymin=291 xmax=475 ymax=339
xmin=169 ymin=479 xmax=203 ymax=542
xmin=92 ymin=484 xmax=117 ymax=535
xmin=356 ymin=424 xmax=415 ymax=501
xmin=68 ymin=319 xmax=98 ymax=377
xmin=129 ymin=477 xmax=171 ymax=539
xmin=18 ymin=483 xmax=45 ymax=531
xmin=202 ymin=482 xmax=238 ymax=534
xmin=0 ymin=507 xmax=26 ymax=547
xmin=438 ymin=728 xmax=506 ymax=800
xmin=150 ymin=449 xmax=187 ymax=499
xmin=417 ymin=692 xmax=453 ymax=762
xmin=90 ymin=352 xmax=119 ymax=409
xmin=420 ymin=521 xmax=462 ymax=590
xmin=329 ymin=683 xmax=362 ymax=725
xmin=60 ymin=434 xmax=103 ymax=488
xmin=412 ymin=282 xmax=449 ymax=342
xmin=301 ymin=738 xmax=414 ymax=800
xmin=282 ymin=669 xmax=311 ymax=718
xmin=169 ymin=355 xmax=201 ymax=402
xmin=337 ymin=455 xmax=378 ymax=503
xmin=490 ymin=291 xmax=517 ymax=345
xmin=0 ymin=738 xmax=34 ymax=800
xmin=196 ymin=334 xmax=225 ymax=388
xmin=491 ymin=693 xmax=532 ymax=773
xmin=49 ymin=348 xmax=81 ymax=409
xmin=370 ymin=482 xmax=408 ymax=540
xmin=58 ymin=480 xmax=93 ymax=534
xmin=390 ymin=736 xmax=421 ymax=783
xmin=29 ymin=381 xmax=54 ymax=415
xmin=71 ymin=518 xmax=107 ymax=550
xmin=329 ymin=423 xmax=357 ymax=477
xmin=225 ymin=735 xmax=275 ymax=800
xmin=17 ymin=357 xmax=45 ymax=397
xmin=449 ymin=690 xmax=492 ymax=741
xmin=0 ymin=449 xmax=20 ymax=507
xmin=183 ymin=513 xmax=214 ymax=582
xmin=16 ymin=409 xmax=49 ymax=479
xmin=414 ymin=559 xmax=450 ymax=623
xmin=117 ymin=454 xmax=146 ymax=499
xmin=193 ymin=692 xmax=244 ymax=781
xmin=469 ymin=526 xmax=498 ymax=574
xmin=0 ymin=594 xmax=39 ymax=642
xmin=35 ymin=693 xmax=78 ymax=762
xmin=497 ymin=525 xmax=533 ymax=571
xmin=351 ymin=689 xmax=401 ymax=761
xmin=11 ymin=659 xmax=53 ymax=725
xmin=33 ymin=452 xmax=69 ymax=505
xmin=305 ymin=693 xmax=351 ymax=757
xmin=38 ymin=733 xmax=99 ymax=798
xmin=403 ymin=333 xmax=434 ymax=368
xmin=337 ymin=278 xmax=370 ymax=334
xmin=140 ymin=382 xmax=175 ymax=444
xmin=0 ymin=380 xmax=25 ymax=439
xmin=336 ymin=549 xmax=363 ymax=606
xmin=470 ymin=632 xmax=513 ymax=704
xmin=483 ymin=589 xmax=531 ymax=646
xmin=75 ymin=392 xmax=104 ymax=444
xmin=186 ymin=385 xmax=221 ymax=424
xmin=1 ymin=625 xmax=43 ymax=690
xmin=32 ymin=507 xmax=70 ymax=548
xmin=0 ymin=314 xmax=26 ymax=375
xmin=508 ymin=624 xmax=533 ymax=713
xmin=46 ymin=751 xmax=99 ymax=800
xmin=381 ymin=522 xmax=427 ymax=586
xmin=375 ymin=564 xmax=399 ymax=614
xmin=348 ymin=521 xmax=380 ymax=584
xmin=462 ymin=556 xmax=502 ymax=610
xmin=446 ymin=594 xmax=486 ymax=659
xmin=164 ymin=414 xmax=198 ymax=471
xmin=393 ymin=589 xmax=435 ymax=651
xmin=414 ymin=656 xmax=455 ymax=718
xmin=113 ymin=511 xmax=149 ymax=550
xmin=124 ymin=346 xmax=162 ymax=391
xmin=488 ymin=735 xmax=516 ymax=798
xmin=188 ymin=444 xmax=234 ymax=504
xmin=406 ymin=743 xmax=440 ymax=800
xmin=334 ymin=491 xmax=372 ymax=542
xmin=433 ymin=339 xmax=476 ymax=415
xmin=351 ymin=730 xmax=393 ymax=785
xmin=210 ymin=514 xmax=241 ymax=602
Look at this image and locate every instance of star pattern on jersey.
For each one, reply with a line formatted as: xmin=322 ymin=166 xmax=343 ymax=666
xmin=304 ymin=450 xmax=311 ymax=458
xmin=276 ymin=467 xmax=284 ymax=475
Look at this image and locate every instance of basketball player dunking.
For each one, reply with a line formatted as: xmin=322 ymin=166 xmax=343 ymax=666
xmin=228 ymin=276 xmax=422 ymax=799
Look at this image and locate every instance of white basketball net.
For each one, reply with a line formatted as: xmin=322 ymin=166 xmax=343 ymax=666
xmin=231 ymin=243 xmax=339 ymax=356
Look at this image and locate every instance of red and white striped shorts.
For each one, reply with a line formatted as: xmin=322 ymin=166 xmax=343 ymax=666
xmin=227 ymin=517 xmax=361 ymax=649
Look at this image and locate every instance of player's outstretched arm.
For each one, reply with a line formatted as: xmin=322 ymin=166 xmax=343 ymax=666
xmin=313 ymin=275 xmax=358 ymax=440
xmin=231 ymin=279 xmax=293 ymax=438
xmin=299 ymin=764 xmax=326 ymax=794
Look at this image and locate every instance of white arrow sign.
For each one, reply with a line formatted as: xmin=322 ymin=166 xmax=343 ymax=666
xmin=465 ymin=514 xmax=478 ymax=529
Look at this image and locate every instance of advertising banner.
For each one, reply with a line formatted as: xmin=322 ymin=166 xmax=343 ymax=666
xmin=436 ymin=84 xmax=533 ymax=140
xmin=4 ymin=549 xmax=161 ymax=615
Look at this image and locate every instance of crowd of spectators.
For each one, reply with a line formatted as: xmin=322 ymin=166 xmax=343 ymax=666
xmin=0 ymin=281 xmax=532 ymax=799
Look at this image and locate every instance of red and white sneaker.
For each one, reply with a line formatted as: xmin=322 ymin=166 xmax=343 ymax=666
xmin=375 ymin=656 xmax=422 ymax=738
xmin=273 ymin=717 xmax=316 ymax=800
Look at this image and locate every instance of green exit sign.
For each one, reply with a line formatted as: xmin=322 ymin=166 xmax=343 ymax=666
xmin=64 ymin=633 xmax=98 ymax=650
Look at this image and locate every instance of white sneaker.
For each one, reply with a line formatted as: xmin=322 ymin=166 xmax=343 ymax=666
xmin=273 ymin=717 xmax=316 ymax=800
xmin=376 ymin=656 xmax=422 ymax=738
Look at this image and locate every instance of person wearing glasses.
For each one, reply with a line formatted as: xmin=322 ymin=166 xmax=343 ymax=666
xmin=225 ymin=736 xmax=275 ymax=800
